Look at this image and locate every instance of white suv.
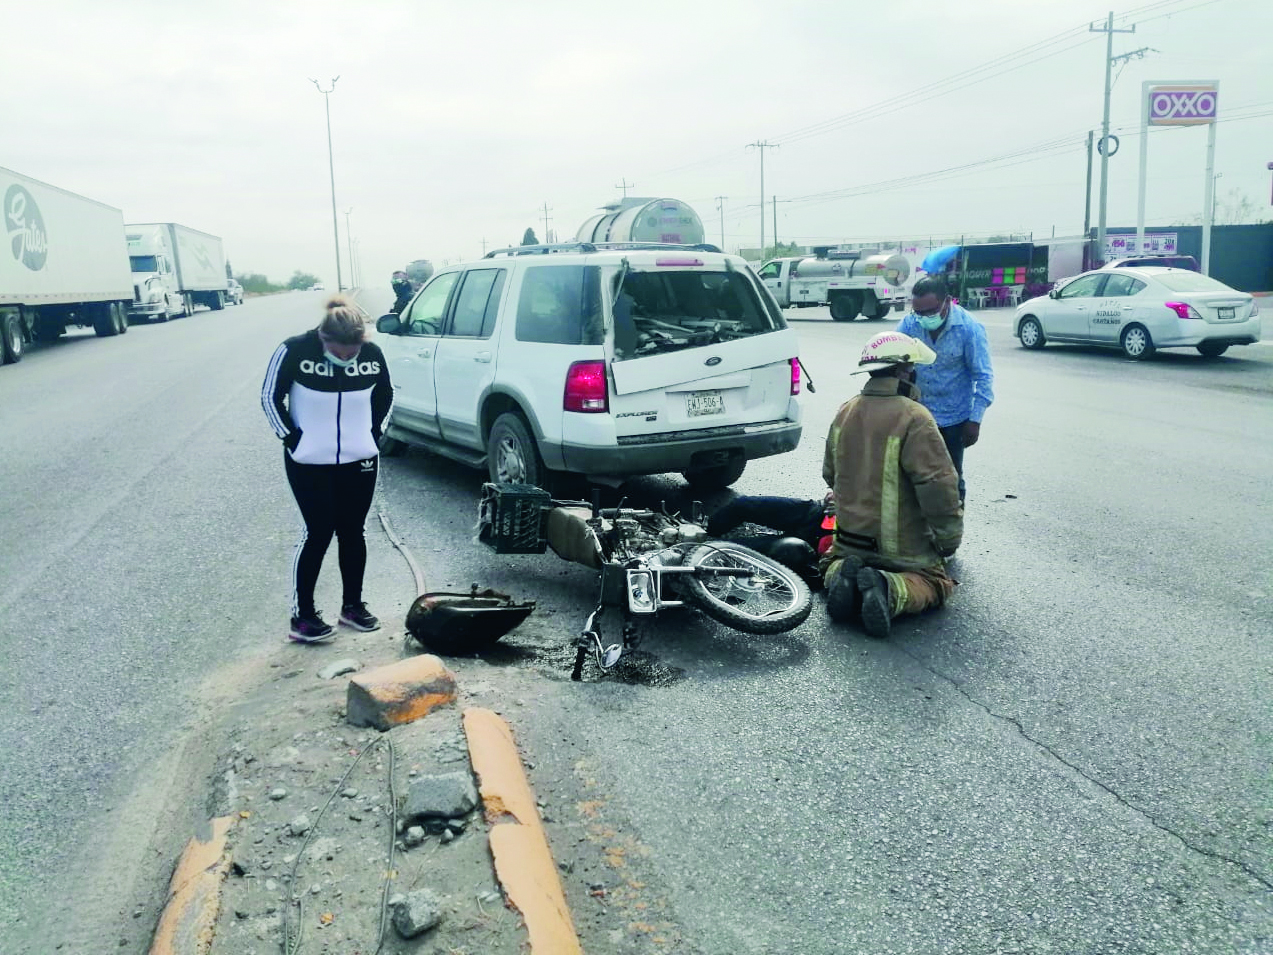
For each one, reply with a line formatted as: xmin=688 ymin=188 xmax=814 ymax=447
xmin=374 ymin=242 xmax=803 ymax=490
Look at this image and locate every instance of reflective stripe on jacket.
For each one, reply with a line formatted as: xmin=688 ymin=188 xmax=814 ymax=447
xmin=822 ymin=376 xmax=963 ymax=572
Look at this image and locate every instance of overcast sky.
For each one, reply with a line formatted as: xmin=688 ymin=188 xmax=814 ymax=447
xmin=4 ymin=0 xmax=1269 ymax=287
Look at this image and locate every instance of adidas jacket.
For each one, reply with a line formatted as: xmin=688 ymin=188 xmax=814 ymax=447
xmin=261 ymin=329 xmax=393 ymax=465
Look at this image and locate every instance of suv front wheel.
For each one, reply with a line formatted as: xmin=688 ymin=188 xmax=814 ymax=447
xmin=488 ymin=412 xmax=546 ymax=488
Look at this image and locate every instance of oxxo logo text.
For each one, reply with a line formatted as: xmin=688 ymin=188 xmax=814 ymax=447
xmin=299 ymin=358 xmax=381 ymax=377
xmin=1149 ymin=87 xmax=1218 ymax=126
xmin=5 ymin=185 xmax=49 ymax=271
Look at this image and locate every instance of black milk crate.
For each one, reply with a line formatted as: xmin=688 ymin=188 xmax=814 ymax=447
xmin=481 ymin=483 xmax=551 ymax=554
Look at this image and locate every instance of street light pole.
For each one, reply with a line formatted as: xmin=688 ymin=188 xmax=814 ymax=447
xmin=343 ymin=207 xmax=355 ymax=288
xmin=310 ymin=76 xmax=343 ymax=292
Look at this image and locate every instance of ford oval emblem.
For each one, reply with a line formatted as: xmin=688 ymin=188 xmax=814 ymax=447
xmin=705 ymin=356 xmax=722 ymax=367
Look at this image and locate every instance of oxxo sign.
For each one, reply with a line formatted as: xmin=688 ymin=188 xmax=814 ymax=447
xmin=1148 ymin=85 xmax=1218 ymax=126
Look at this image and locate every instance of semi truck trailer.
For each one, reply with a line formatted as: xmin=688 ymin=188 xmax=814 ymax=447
xmin=1 ymin=166 xmax=133 ymax=364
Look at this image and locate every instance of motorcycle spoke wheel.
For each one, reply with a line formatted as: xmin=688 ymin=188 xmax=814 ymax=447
xmin=679 ymin=541 xmax=812 ymax=635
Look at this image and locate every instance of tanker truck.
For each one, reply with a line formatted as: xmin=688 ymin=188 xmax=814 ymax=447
xmin=576 ymin=197 xmax=709 ymax=247
xmin=756 ymin=248 xmax=911 ymax=321
xmin=1 ymin=166 xmax=133 ymax=364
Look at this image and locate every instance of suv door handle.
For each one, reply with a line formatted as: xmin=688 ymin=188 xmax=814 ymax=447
xmin=416 ymin=348 xmax=431 ymax=358
xmin=474 ymin=351 xmax=492 ymax=363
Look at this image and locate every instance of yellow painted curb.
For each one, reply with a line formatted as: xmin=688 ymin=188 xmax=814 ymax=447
xmin=149 ymin=815 xmax=236 ymax=955
xmin=464 ymin=707 xmax=583 ymax=955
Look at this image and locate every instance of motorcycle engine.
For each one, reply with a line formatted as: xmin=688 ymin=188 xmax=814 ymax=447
xmin=659 ymin=523 xmax=709 ymax=546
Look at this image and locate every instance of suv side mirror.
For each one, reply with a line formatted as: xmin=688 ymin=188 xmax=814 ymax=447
xmin=1048 ymin=288 xmax=1060 ymax=300
xmin=376 ymin=314 xmax=402 ymax=334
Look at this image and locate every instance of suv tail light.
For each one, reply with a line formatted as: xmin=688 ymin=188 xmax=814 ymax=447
xmin=1165 ymin=301 xmax=1203 ymax=320
xmin=1249 ymin=299 xmax=1262 ymax=318
xmin=564 ymin=360 xmax=608 ymax=413
xmin=790 ymin=358 xmax=801 ymax=396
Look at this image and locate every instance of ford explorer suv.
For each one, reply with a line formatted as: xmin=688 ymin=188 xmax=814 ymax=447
xmin=374 ymin=242 xmax=803 ymax=490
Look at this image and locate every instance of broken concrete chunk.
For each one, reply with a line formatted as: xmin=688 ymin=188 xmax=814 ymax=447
xmin=345 ymin=655 xmax=457 ymax=731
xmin=318 ymin=658 xmax=361 ymax=680
xmin=389 ymin=889 xmax=444 ymax=938
xmin=404 ymin=771 xmax=479 ymax=822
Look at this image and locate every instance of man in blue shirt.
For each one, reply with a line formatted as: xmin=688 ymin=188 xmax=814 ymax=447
xmin=896 ymin=276 xmax=994 ymax=502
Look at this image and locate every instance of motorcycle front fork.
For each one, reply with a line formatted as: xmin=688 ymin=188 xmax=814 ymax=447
xmin=570 ymin=605 xmax=641 ymax=682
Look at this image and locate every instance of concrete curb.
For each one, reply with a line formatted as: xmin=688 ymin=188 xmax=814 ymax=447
xmin=148 ymin=815 xmax=236 ymax=955
xmin=463 ymin=707 xmax=583 ymax=955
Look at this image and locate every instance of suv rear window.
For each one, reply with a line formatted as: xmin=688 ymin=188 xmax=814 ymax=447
xmin=612 ymin=269 xmax=780 ymax=361
xmin=1156 ymin=272 xmax=1233 ymax=293
xmin=515 ymin=265 xmax=603 ymax=345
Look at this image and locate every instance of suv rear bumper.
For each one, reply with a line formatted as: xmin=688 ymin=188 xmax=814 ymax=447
xmin=555 ymin=418 xmax=802 ymax=477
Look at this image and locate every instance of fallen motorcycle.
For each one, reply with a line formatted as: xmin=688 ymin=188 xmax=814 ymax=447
xmin=477 ymin=482 xmax=812 ymax=680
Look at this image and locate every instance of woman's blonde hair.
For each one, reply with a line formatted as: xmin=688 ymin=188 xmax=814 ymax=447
xmin=317 ymin=295 xmax=367 ymax=345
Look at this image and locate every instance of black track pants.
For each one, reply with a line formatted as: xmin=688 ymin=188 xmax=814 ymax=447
xmin=284 ymin=453 xmax=378 ymax=617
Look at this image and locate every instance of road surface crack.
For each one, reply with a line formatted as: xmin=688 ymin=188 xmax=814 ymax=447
xmin=898 ymin=647 xmax=1273 ymax=892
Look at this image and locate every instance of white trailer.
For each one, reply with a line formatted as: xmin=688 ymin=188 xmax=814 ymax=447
xmin=757 ymin=250 xmax=912 ymax=321
xmin=1 ymin=167 xmax=133 ymax=364
xmin=125 ymin=222 xmax=227 ymax=321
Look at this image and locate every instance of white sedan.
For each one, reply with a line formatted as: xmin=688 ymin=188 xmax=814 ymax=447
xmin=1012 ymin=267 xmax=1261 ymax=360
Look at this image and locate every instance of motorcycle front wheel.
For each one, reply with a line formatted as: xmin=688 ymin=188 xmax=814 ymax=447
xmin=677 ymin=541 xmax=812 ymax=635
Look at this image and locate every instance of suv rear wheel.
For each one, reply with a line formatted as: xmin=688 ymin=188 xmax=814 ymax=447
xmin=488 ymin=412 xmax=546 ymax=488
xmin=683 ymin=457 xmax=747 ymax=491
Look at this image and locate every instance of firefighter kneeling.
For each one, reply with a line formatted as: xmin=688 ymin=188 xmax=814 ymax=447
xmin=822 ymin=332 xmax=963 ymax=638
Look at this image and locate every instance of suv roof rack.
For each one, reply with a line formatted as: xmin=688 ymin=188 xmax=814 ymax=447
xmin=483 ymin=241 xmax=723 ymax=259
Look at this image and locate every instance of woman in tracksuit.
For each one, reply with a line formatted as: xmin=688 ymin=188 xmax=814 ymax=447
xmin=261 ymin=297 xmax=394 ymax=642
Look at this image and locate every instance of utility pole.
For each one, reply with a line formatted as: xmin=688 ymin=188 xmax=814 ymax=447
xmin=772 ymin=197 xmax=778 ymax=253
xmin=614 ymin=178 xmax=634 ymax=199
xmin=747 ymin=141 xmax=778 ymax=258
xmin=481 ymin=237 xmax=488 ymax=256
xmin=714 ymin=196 xmax=727 ymax=250
xmin=1084 ymin=130 xmax=1094 ymax=241
xmin=541 ymin=202 xmax=553 ymax=245
xmin=343 ymin=207 xmax=354 ymax=289
xmin=1089 ymin=14 xmax=1136 ymax=262
xmin=310 ymin=77 xmax=343 ymax=291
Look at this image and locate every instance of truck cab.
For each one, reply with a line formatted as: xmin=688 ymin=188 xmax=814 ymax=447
xmin=755 ymin=257 xmax=813 ymax=308
xmin=126 ymin=229 xmax=187 ymax=321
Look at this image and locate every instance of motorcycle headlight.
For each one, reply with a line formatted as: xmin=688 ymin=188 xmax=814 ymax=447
xmin=626 ymin=570 xmax=657 ymax=614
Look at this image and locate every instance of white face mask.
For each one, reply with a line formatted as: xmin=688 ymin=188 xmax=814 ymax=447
xmin=324 ymin=349 xmax=357 ymax=368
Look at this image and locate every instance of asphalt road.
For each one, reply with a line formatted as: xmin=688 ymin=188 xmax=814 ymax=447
xmin=2 ymin=289 xmax=1269 ymax=953
xmin=366 ymin=296 xmax=1273 ymax=954
xmin=0 ymin=292 xmax=340 ymax=948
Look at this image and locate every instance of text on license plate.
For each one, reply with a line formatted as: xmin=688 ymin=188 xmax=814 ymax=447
xmin=687 ymin=390 xmax=724 ymax=417
xmin=1218 ymin=307 xmax=1235 ymax=319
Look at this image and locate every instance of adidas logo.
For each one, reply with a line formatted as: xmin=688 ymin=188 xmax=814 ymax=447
xmin=298 ymin=359 xmax=382 ymax=377
xmin=360 ymin=459 xmax=375 ymax=471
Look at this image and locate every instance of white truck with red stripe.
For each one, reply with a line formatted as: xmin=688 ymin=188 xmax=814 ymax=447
xmin=1 ymin=166 xmax=134 ymax=364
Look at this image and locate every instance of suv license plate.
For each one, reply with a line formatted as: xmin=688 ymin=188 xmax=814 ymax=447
xmin=1218 ymin=307 xmax=1235 ymax=320
xmin=687 ymin=391 xmax=724 ymax=417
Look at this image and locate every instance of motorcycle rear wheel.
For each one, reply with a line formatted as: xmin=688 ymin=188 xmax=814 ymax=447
xmin=677 ymin=541 xmax=812 ymax=635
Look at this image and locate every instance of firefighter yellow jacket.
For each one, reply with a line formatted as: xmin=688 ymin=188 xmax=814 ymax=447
xmin=822 ymin=376 xmax=963 ymax=572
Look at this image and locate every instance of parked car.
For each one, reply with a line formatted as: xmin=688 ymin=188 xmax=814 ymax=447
xmin=373 ymin=243 xmax=804 ymax=490
xmin=1102 ymin=254 xmax=1199 ymax=272
xmin=309 ymin=283 xmax=325 ymax=291
xmin=1013 ymin=267 xmax=1261 ymax=360
xmin=226 ymin=279 xmax=244 ymax=305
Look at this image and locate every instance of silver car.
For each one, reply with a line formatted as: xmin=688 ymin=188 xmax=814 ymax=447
xmin=1013 ymin=267 xmax=1261 ymax=360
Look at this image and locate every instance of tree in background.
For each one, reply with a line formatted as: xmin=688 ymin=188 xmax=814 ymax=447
xmin=236 ymin=273 xmax=283 ymax=294
xmin=1175 ymin=190 xmax=1272 ymax=227
xmin=521 ymin=228 xmax=538 ymax=246
xmin=287 ymin=271 xmax=321 ymax=290
xmin=762 ymin=241 xmax=805 ymax=260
